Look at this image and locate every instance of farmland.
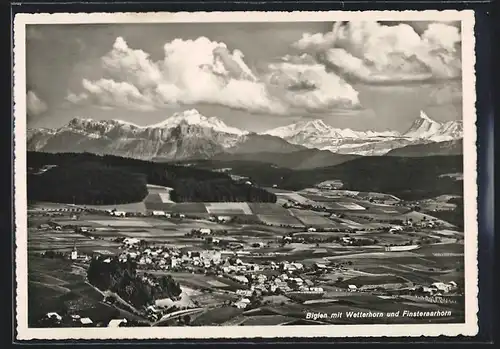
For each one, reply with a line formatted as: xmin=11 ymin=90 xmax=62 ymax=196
xmin=27 ymin=175 xmax=465 ymax=328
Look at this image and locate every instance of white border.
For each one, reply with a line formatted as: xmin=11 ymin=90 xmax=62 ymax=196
xmin=14 ymin=10 xmax=478 ymax=340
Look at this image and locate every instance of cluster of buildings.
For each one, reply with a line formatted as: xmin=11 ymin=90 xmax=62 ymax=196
xmin=40 ymin=312 xmax=130 ymax=328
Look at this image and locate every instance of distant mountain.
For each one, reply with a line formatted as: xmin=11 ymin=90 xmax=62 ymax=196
xmin=385 ymin=139 xmax=463 ymax=157
xmin=402 ymin=111 xmax=463 ymax=142
xmin=261 ymin=111 xmax=463 ymax=156
xmin=28 ymin=109 xmax=299 ymax=161
xmin=262 ymin=119 xmax=400 ymax=155
xmin=212 ymin=148 xmax=359 ymax=170
xmin=224 ymin=133 xmax=305 ymax=154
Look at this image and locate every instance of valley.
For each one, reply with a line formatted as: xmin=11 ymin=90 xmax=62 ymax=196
xmin=27 ymin=150 xmax=465 ymax=328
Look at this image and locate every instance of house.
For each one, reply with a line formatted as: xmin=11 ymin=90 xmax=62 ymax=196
xmin=232 ymin=275 xmax=249 ymax=284
xmin=46 ymin=312 xmax=62 ymax=322
xmin=200 ymin=228 xmax=211 ymax=235
xmin=307 ymin=227 xmax=317 ymax=232
xmin=111 ymin=211 xmax=126 ymax=217
xmin=245 ymin=181 xmax=252 ymax=185
xmin=38 ymin=224 xmax=51 ymax=230
xmin=179 ymin=214 xmax=186 ymax=218
xmin=348 ymin=285 xmax=357 ymax=292
xmin=146 ymin=305 xmax=160 ymax=314
xmin=80 ymin=317 xmax=93 ymax=326
xmin=217 ymin=216 xmax=232 ymax=223
xmin=123 ymin=237 xmax=141 ymax=246
xmin=108 ymin=319 xmax=128 ymax=327
xmin=152 ymin=210 xmax=166 ymax=216
xmin=236 ymin=289 xmax=253 ymax=297
xmin=71 ymin=246 xmax=78 ymax=260
xmin=431 ymin=282 xmax=452 ymax=293
xmin=234 ymin=298 xmax=251 ymax=309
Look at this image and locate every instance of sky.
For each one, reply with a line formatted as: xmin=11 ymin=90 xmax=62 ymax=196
xmin=25 ymin=20 xmax=463 ymax=133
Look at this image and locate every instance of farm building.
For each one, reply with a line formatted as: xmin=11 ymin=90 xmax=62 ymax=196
xmin=389 ymin=226 xmax=403 ymax=232
xmin=217 ymin=216 xmax=232 ymax=222
xmin=45 ymin=312 xmax=62 ymax=321
xmin=431 ymin=282 xmax=454 ymax=293
xmin=199 ymin=228 xmax=211 ymax=235
xmin=384 ymin=245 xmax=419 ymax=252
xmin=348 ymin=285 xmax=357 ymax=292
xmin=108 ymin=319 xmax=127 ymax=328
xmin=80 ymin=317 xmax=93 ymax=326
xmin=234 ymin=298 xmax=251 ymax=309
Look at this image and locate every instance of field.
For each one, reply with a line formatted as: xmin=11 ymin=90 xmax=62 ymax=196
xmin=289 ymin=209 xmax=334 ymax=227
xmin=257 ymin=214 xmax=304 ymax=227
xmin=28 ymin=255 xmax=124 ymax=325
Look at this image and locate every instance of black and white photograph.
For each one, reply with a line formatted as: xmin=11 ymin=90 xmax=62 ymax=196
xmin=14 ymin=10 xmax=478 ymax=340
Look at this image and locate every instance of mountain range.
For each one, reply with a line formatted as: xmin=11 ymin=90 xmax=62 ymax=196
xmin=261 ymin=110 xmax=463 ymax=156
xmin=27 ymin=109 xmax=463 ymax=163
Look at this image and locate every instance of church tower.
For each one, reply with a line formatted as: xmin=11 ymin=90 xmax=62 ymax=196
xmin=71 ymin=240 xmax=78 ymax=260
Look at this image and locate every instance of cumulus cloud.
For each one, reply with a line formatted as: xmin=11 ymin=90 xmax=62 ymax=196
xmin=266 ymin=60 xmax=361 ymax=111
xmin=67 ymin=36 xmax=361 ymax=114
xmin=294 ymin=21 xmax=462 ymax=84
xmin=27 ymin=90 xmax=48 ymax=117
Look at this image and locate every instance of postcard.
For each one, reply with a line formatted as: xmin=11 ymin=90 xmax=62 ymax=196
xmin=14 ymin=10 xmax=478 ymax=340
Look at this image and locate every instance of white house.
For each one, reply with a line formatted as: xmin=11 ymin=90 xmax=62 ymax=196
xmin=46 ymin=312 xmax=62 ymax=321
xmin=152 ymin=210 xmax=166 ymax=216
xmin=80 ymin=317 xmax=93 ymax=326
xmin=431 ymin=282 xmax=452 ymax=293
xmin=236 ymin=289 xmax=253 ymax=297
xmin=123 ymin=237 xmax=141 ymax=246
xmin=111 ymin=211 xmax=126 ymax=217
xmin=217 ymin=216 xmax=232 ymax=223
xmin=232 ymin=275 xmax=249 ymax=284
xmin=234 ymin=298 xmax=251 ymax=309
xmin=389 ymin=226 xmax=403 ymax=233
xmin=307 ymin=227 xmax=317 ymax=232
xmin=108 ymin=319 xmax=127 ymax=328
xmin=179 ymin=214 xmax=186 ymax=218
xmin=348 ymin=285 xmax=357 ymax=291
xmin=200 ymin=228 xmax=211 ymax=235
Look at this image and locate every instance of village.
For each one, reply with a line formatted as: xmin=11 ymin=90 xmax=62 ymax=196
xmin=28 ymin=181 xmax=464 ymax=328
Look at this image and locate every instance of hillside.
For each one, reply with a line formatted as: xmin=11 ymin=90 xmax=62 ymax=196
xmin=28 ymin=152 xmax=277 ymax=204
xmin=211 ymin=149 xmax=359 ymax=169
xmin=280 ymin=155 xmax=464 ymax=200
xmin=385 ymin=139 xmax=463 ymax=157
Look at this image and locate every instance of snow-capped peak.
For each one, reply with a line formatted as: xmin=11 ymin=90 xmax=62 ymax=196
xmin=147 ymin=109 xmax=247 ymax=135
xmin=403 ymin=111 xmax=442 ymax=139
xmin=403 ymin=111 xmax=463 ymax=142
xmin=419 ymin=110 xmax=433 ymax=122
xmin=67 ymin=110 xmax=247 ymax=136
xmin=263 ymin=119 xmax=331 ymax=138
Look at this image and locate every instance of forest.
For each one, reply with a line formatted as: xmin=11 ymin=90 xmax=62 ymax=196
xmin=27 ymin=152 xmax=277 ymax=204
xmin=86 ymin=257 xmax=182 ymax=308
